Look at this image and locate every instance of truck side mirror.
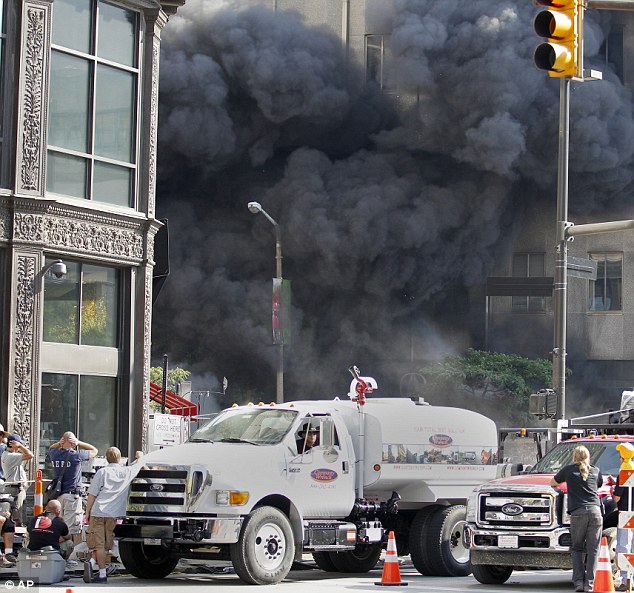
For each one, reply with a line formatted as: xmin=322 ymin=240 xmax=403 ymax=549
xmin=320 ymin=418 xmax=335 ymax=449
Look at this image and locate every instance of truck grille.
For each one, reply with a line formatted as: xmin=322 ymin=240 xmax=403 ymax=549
xmin=128 ymin=466 xmax=197 ymax=514
xmin=478 ymin=493 xmax=554 ymax=527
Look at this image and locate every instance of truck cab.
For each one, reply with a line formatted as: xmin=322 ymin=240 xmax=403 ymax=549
xmin=465 ymin=433 xmax=629 ymax=585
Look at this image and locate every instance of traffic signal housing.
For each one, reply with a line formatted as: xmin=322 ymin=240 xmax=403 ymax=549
xmin=534 ymin=0 xmax=582 ymax=78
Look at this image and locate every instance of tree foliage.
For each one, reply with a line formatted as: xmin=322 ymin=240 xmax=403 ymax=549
xmin=150 ymin=366 xmax=191 ymax=391
xmin=421 ymin=349 xmax=554 ymax=425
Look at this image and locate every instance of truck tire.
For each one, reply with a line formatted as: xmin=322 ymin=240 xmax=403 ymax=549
xmin=471 ymin=563 xmax=513 ymax=584
xmin=230 ymin=506 xmax=294 ymax=585
xmin=312 ymin=552 xmax=338 ymax=572
xmin=118 ymin=541 xmax=178 ymax=579
xmin=329 ymin=544 xmax=383 ymax=573
xmin=409 ymin=505 xmax=441 ymax=575
xmin=425 ymin=505 xmax=471 ymax=577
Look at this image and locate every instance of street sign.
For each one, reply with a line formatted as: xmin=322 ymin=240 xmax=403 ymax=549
xmin=485 ymin=277 xmax=553 ymax=297
xmin=567 ymin=256 xmax=597 ymax=280
xmin=152 ymin=413 xmax=185 ymax=447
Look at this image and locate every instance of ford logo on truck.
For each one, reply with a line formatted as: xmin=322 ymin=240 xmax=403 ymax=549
xmin=501 ymin=503 xmax=523 ymax=516
xmin=310 ymin=468 xmax=338 ymax=482
xmin=429 ymin=434 xmax=453 ymax=448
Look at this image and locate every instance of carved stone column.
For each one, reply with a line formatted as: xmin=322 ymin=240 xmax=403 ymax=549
xmin=15 ymin=0 xmax=51 ymax=197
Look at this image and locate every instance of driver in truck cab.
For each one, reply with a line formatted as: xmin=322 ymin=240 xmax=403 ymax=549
xmin=296 ymin=424 xmax=319 ymax=453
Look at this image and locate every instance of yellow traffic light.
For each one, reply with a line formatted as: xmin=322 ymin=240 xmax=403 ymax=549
xmin=533 ymin=0 xmax=582 ymax=78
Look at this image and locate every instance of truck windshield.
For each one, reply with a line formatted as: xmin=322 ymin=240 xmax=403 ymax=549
xmin=189 ymin=408 xmax=298 ymax=445
xmin=529 ymin=440 xmax=622 ymax=477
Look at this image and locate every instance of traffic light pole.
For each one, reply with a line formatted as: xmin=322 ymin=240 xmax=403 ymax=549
xmin=553 ymin=78 xmax=571 ymax=423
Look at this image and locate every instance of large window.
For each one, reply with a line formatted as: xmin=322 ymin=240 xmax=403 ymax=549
xmin=40 ymin=373 xmax=116 ymax=470
xmin=512 ymin=253 xmax=546 ymax=313
xmin=365 ymin=34 xmax=395 ymax=91
xmin=47 ymin=0 xmax=140 ymax=207
xmin=43 ymin=259 xmax=119 ymax=346
xmin=589 ymin=252 xmax=622 ymax=312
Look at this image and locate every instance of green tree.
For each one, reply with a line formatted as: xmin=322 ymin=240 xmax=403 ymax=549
xmin=150 ymin=366 xmax=191 ymax=391
xmin=421 ymin=349 xmax=555 ymax=425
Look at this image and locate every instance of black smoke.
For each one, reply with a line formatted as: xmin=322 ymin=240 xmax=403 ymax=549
xmin=151 ymin=0 xmax=634 ymax=402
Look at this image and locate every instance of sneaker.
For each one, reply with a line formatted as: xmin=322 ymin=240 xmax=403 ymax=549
xmin=615 ymin=585 xmax=628 ymax=592
xmin=1 ymin=556 xmax=15 ymax=567
xmin=66 ymin=558 xmax=78 ymax=566
xmin=92 ymin=575 xmax=107 ymax=584
xmin=574 ymin=584 xmax=584 ymax=592
xmin=4 ymin=554 xmax=16 ymax=564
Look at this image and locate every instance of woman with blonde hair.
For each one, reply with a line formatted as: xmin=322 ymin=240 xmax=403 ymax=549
xmin=551 ymin=445 xmax=603 ymax=593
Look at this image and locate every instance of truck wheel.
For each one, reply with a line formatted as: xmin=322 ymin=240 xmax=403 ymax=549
xmin=471 ymin=563 xmax=513 ymax=584
xmin=409 ymin=505 xmax=441 ymax=575
xmin=312 ymin=552 xmax=338 ymax=572
xmin=118 ymin=541 xmax=178 ymax=579
xmin=329 ymin=544 xmax=382 ymax=573
xmin=425 ymin=505 xmax=471 ymax=577
xmin=230 ymin=506 xmax=294 ymax=585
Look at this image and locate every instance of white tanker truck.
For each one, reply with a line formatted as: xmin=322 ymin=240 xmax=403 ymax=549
xmin=115 ymin=368 xmax=499 ymax=584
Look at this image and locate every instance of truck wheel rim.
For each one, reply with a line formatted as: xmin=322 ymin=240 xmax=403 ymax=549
xmin=253 ymin=521 xmax=286 ymax=570
xmin=450 ymin=520 xmax=469 ymax=564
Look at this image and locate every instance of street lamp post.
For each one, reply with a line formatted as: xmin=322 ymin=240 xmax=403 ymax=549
xmin=248 ymin=201 xmax=284 ymax=403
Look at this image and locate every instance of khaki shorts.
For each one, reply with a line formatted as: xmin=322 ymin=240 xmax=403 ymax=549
xmin=59 ymin=493 xmax=83 ymax=535
xmin=86 ymin=516 xmax=118 ymax=552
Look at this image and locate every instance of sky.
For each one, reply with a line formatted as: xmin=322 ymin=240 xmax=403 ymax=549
xmin=150 ymin=0 xmax=634 ymax=406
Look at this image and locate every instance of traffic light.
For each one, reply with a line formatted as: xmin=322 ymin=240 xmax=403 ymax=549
xmin=533 ymin=0 xmax=582 ymax=78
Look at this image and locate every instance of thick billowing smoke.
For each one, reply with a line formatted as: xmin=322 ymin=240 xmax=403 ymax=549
xmin=152 ymin=0 xmax=634 ymax=403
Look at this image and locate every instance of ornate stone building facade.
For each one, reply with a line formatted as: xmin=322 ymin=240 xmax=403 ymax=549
xmin=0 ymin=0 xmax=183 ymax=473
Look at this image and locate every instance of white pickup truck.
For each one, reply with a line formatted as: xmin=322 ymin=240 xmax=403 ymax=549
xmin=115 ymin=373 xmax=499 ymax=584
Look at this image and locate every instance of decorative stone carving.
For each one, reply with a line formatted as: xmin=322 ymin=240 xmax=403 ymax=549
xmin=17 ymin=5 xmax=48 ymax=195
xmin=13 ymin=211 xmax=145 ymax=262
xmin=12 ymin=256 xmax=36 ymax=444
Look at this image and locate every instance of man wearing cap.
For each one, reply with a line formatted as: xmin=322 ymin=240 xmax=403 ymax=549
xmin=296 ymin=424 xmax=319 ymax=454
xmin=49 ymin=432 xmax=97 ymax=547
xmin=0 ymin=433 xmax=33 ymax=564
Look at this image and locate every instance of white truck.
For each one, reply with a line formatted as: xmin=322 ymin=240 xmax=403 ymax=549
xmin=115 ymin=371 xmax=499 ymax=584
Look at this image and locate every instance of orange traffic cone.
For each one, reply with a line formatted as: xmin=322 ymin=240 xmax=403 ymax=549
xmin=375 ymin=531 xmax=408 ymax=586
xmin=593 ymin=536 xmax=615 ymax=593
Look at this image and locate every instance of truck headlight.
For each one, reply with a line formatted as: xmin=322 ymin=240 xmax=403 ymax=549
xmin=466 ymin=490 xmax=478 ymax=522
xmin=215 ymin=490 xmax=249 ymax=506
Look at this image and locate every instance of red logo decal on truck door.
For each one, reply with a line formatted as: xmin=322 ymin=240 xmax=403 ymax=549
xmin=310 ymin=468 xmax=338 ymax=482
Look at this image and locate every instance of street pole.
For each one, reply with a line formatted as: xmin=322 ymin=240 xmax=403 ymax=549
xmin=248 ymin=202 xmax=284 ymax=403
xmin=274 ymin=224 xmax=284 ymax=405
xmin=553 ymin=78 xmax=571 ymax=424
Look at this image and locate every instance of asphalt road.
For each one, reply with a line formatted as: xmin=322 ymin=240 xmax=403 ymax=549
xmin=0 ymin=560 xmax=585 ymax=593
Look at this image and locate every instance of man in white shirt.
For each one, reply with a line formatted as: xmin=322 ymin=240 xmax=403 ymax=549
xmin=1 ymin=433 xmax=33 ymax=564
xmin=83 ymin=447 xmax=143 ymax=584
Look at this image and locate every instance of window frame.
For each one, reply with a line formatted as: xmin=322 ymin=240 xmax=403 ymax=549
xmin=588 ymin=252 xmax=623 ymax=313
xmin=46 ymin=0 xmax=142 ymax=208
xmin=511 ymin=252 xmax=546 ymax=314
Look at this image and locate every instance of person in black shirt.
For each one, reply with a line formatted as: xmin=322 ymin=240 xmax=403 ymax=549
xmin=552 ymin=445 xmax=603 ymax=593
xmin=27 ymin=500 xmax=72 ymax=558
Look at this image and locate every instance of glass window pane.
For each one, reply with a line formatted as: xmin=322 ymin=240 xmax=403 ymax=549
xmin=94 ymin=64 xmax=134 ymax=162
xmin=78 ymin=375 xmax=116 ymax=453
xmin=41 ymin=376 xmax=77 ymax=442
xmin=93 ymin=161 xmax=131 ymax=206
xmin=98 ymin=1 xmax=137 ymax=67
xmin=48 ymin=52 xmax=90 ymax=153
xmin=512 ymin=254 xmax=527 ymax=277
xmin=81 ymin=264 xmax=119 ymax=346
xmin=47 ymin=151 xmax=87 ymax=198
xmin=529 ymin=254 xmax=545 ymax=277
xmin=51 ymin=0 xmax=92 ymax=54
xmin=43 ymin=260 xmax=80 ymax=343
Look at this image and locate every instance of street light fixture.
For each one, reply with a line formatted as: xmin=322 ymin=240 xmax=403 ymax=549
xmin=248 ymin=201 xmax=284 ymax=403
